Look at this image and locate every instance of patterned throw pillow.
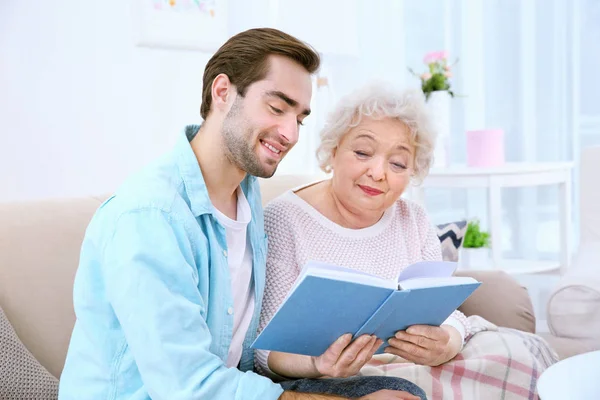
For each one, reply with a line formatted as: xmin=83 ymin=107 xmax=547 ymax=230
xmin=436 ymin=220 xmax=468 ymax=262
xmin=0 ymin=306 xmax=59 ymax=400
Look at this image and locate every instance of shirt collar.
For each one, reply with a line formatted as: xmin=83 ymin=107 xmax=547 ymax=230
xmin=175 ymin=125 xmax=258 ymax=217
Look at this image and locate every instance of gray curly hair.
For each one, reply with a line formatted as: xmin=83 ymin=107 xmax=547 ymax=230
xmin=316 ymin=82 xmax=437 ymax=184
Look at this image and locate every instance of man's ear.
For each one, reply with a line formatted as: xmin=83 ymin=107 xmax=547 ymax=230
xmin=211 ymin=73 xmax=235 ymax=113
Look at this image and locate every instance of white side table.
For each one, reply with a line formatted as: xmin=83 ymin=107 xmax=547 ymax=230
xmin=408 ymin=162 xmax=574 ymax=274
xmin=537 ymin=350 xmax=600 ymax=399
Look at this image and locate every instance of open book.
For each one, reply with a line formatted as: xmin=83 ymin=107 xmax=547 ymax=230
xmin=251 ymin=260 xmax=480 ymax=357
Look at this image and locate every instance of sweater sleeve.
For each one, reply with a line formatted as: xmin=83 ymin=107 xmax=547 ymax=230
xmin=413 ymin=202 xmax=471 ymax=345
xmin=255 ymin=201 xmax=303 ymax=378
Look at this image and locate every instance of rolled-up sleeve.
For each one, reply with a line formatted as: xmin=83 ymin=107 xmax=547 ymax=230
xmin=103 ymin=208 xmax=283 ymax=400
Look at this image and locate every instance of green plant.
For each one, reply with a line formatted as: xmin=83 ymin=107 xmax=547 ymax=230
xmin=463 ymin=220 xmax=491 ymax=248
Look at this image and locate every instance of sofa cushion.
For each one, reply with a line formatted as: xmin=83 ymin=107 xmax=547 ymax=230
xmin=538 ymin=333 xmax=600 ymax=361
xmin=454 ymin=270 xmax=536 ymax=333
xmin=546 ymin=241 xmax=600 ymax=343
xmin=548 ymin=284 xmax=600 ymax=340
xmin=258 ymin=175 xmax=329 ymax=206
xmin=436 ymin=220 xmax=467 ymax=262
xmin=0 ymin=196 xmax=105 ymax=378
xmin=0 ymin=306 xmax=58 ymax=399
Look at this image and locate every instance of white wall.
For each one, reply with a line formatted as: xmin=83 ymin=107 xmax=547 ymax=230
xmin=0 ymin=0 xmax=275 ymax=201
xmin=0 ymin=1 xmax=201 ymax=200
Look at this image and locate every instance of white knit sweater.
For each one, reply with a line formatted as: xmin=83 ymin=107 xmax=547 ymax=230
xmin=256 ymin=189 xmax=470 ymax=374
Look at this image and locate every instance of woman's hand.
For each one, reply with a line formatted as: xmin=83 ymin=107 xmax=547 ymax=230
xmin=313 ymin=333 xmax=383 ymax=378
xmin=269 ymin=333 xmax=382 ymax=379
xmin=384 ymin=325 xmax=462 ymax=366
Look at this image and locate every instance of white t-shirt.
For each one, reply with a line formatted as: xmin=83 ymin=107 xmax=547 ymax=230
xmin=212 ymin=187 xmax=255 ymax=368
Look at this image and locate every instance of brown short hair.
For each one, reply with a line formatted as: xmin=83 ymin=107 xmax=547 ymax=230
xmin=200 ymin=28 xmax=320 ymax=119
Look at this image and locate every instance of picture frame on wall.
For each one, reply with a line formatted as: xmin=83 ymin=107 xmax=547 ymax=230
xmin=133 ymin=0 xmax=228 ymax=52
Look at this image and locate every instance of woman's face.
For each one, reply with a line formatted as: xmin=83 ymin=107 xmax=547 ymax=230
xmin=330 ymin=117 xmax=415 ymax=216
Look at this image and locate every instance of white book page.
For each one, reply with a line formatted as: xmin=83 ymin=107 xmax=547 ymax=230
xmin=395 ymin=261 xmax=458 ymax=282
xmin=398 ymin=276 xmax=478 ymax=290
xmin=294 ymin=261 xmax=397 ymax=291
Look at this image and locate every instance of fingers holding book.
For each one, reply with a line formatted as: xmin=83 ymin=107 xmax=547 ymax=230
xmin=312 ymin=333 xmax=384 ymax=378
xmin=383 ymin=324 xmax=462 ymax=366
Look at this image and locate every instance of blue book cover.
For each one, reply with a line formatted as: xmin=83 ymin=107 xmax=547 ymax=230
xmin=251 ymin=261 xmax=480 ymax=357
xmin=354 ymin=282 xmax=481 ymax=353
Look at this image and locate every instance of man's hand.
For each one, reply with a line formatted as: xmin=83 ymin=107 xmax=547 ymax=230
xmin=279 ymin=389 xmax=421 ymax=399
xmin=312 ymin=333 xmax=383 ymax=378
xmin=384 ymin=324 xmax=462 ymax=366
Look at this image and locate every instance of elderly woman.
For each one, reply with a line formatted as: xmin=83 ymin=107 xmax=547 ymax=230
xmin=256 ymin=83 xmax=469 ymax=380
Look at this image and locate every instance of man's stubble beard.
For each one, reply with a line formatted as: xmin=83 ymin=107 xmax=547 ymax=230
xmin=221 ymin=97 xmax=278 ymax=178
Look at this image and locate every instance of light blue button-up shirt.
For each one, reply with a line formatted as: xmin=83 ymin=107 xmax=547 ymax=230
xmin=59 ymin=126 xmax=284 ymax=400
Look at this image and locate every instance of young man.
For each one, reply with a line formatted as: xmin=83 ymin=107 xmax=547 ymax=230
xmin=59 ymin=28 xmax=424 ymax=400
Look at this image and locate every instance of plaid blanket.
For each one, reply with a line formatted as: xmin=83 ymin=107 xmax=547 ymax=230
xmin=359 ymin=316 xmax=559 ymax=400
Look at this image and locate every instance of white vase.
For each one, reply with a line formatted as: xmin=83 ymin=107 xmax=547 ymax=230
xmin=427 ymin=91 xmax=451 ymax=167
xmin=459 ymin=247 xmax=491 ymax=270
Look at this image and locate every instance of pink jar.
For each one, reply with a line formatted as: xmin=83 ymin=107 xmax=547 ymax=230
xmin=466 ymin=129 xmax=505 ymax=167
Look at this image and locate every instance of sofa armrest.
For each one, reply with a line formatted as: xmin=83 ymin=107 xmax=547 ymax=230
xmin=455 ymin=270 xmax=536 ymax=333
xmin=538 ymin=333 xmax=600 ymax=361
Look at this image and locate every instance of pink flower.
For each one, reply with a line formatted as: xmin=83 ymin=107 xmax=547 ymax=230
xmin=423 ymin=52 xmax=438 ymax=64
xmin=444 ymin=71 xmax=453 ymax=78
xmin=423 ymin=50 xmax=449 ymax=64
xmin=444 ymin=65 xmax=451 ymax=71
xmin=421 ymin=73 xmax=432 ymax=80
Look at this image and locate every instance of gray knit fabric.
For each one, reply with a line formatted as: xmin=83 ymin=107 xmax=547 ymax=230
xmin=0 ymin=306 xmax=58 ymax=399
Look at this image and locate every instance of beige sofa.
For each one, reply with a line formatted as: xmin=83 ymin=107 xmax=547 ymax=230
xmin=0 ymin=174 xmax=597 ymax=395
